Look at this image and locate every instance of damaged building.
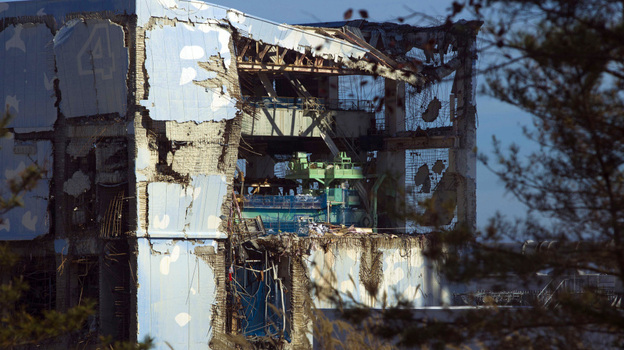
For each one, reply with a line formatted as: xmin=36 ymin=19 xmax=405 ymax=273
xmin=0 ymin=0 xmax=488 ymax=348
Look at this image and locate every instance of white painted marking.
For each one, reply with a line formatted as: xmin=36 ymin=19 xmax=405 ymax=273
xmin=171 ymin=245 xmax=180 ymax=262
xmin=22 ymin=211 xmax=37 ymax=231
xmin=153 ymin=214 xmax=171 ymax=229
xmin=5 ymin=95 xmax=20 ymax=113
xmin=179 ymin=67 xmax=196 ymax=85
xmin=175 ymin=312 xmax=191 ymax=327
xmin=36 ymin=8 xmax=46 ymax=16
xmin=196 ymin=23 xmax=212 ymax=33
xmin=0 ymin=219 xmax=10 ymax=232
xmin=5 ymin=161 xmax=25 ymax=180
xmin=160 ymin=256 xmax=171 ymax=275
xmin=217 ymin=29 xmax=232 ymax=69
xmin=179 ymin=45 xmax=204 ymax=60
xmin=339 ymin=280 xmax=355 ymax=295
xmin=6 ymin=25 xmax=25 ymax=52
xmin=77 ymin=23 xmax=115 ymax=80
xmin=206 ymin=215 xmax=221 ymax=230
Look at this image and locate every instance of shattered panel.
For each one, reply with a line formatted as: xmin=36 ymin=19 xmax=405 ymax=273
xmin=137 ymin=239 xmax=222 ymax=349
xmin=0 ymin=135 xmax=52 ymax=240
xmin=0 ymin=23 xmax=56 ymax=132
xmin=140 ymin=22 xmax=238 ymax=122
xmin=54 ymin=19 xmax=128 ymax=118
xmin=145 ymin=175 xmax=228 ymax=239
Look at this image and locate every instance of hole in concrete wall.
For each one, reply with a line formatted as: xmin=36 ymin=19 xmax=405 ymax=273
xmin=232 ymin=242 xmax=292 ymax=345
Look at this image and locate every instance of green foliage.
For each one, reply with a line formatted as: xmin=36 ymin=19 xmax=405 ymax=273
xmin=0 ymin=242 xmax=96 ymax=348
xmin=327 ymin=1 xmax=624 ymax=348
xmin=428 ymin=0 xmax=624 ymax=348
xmin=100 ymin=335 xmax=155 ymax=350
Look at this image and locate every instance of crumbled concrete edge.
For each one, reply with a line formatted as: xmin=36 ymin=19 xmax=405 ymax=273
xmin=195 ymin=243 xmax=232 ymax=349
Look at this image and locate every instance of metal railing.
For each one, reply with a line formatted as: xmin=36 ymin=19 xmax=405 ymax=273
xmin=243 ymin=195 xmax=324 ymax=209
xmin=243 ymin=96 xmax=374 ymax=113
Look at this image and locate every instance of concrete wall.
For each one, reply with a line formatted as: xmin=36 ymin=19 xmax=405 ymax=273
xmin=306 ymin=236 xmax=449 ymax=309
xmin=136 ymin=239 xmax=226 ymax=349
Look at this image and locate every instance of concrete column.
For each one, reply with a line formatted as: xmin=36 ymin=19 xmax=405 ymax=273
xmin=384 ymin=78 xmax=405 ymax=135
xmin=451 ymin=39 xmax=477 ymax=232
xmin=378 ymin=79 xmax=407 ymax=232
xmin=377 ymin=150 xmax=406 ymax=232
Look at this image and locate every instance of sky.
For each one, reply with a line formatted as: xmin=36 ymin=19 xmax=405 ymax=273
xmin=0 ymin=0 xmax=536 ymax=229
xmin=211 ymin=0 xmax=535 ymax=229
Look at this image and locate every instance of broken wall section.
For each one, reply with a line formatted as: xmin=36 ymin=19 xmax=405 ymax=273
xmin=132 ymin=6 xmax=245 ymax=348
xmin=134 ymin=16 xmax=243 ymax=239
xmin=305 ymin=236 xmax=449 ymax=310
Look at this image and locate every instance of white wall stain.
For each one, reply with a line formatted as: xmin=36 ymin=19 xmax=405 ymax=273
xmin=180 ymin=45 xmax=205 ymax=60
xmin=5 ymin=161 xmax=25 ymax=180
xmin=160 ymin=256 xmax=171 ymax=275
xmin=175 ymin=312 xmax=191 ymax=327
xmin=63 ymin=170 xmax=91 ymax=197
xmin=21 ymin=211 xmax=37 ymax=232
xmin=0 ymin=219 xmax=10 ymax=232
xmin=152 ymin=214 xmax=171 ymax=230
xmin=206 ymin=215 xmax=220 ymax=231
xmin=5 ymin=95 xmax=20 ymax=114
xmin=6 ymin=25 xmax=26 ymax=52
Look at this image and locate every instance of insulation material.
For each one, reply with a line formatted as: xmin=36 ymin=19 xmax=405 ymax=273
xmin=0 ymin=135 xmax=52 ymax=240
xmin=145 ymin=175 xmax=228 ymax=239
xmin=140 ymin=22 xmax=238 ymax=122
xmin=163 ymin=122 xmax=234 ymax=175
xmin=307 ymin=237 xmax=448 ymax=309
xmin=137 ymin=238 xmax=222 ymax=349
xmin=0 ymin=23 xmax=56 ymax=132
xmin=54 ymin=19 xmax=128 ymax=118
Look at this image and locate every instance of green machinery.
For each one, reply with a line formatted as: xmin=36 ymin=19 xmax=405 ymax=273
xmin=241 ymin=152 xmax=367 ymax=233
